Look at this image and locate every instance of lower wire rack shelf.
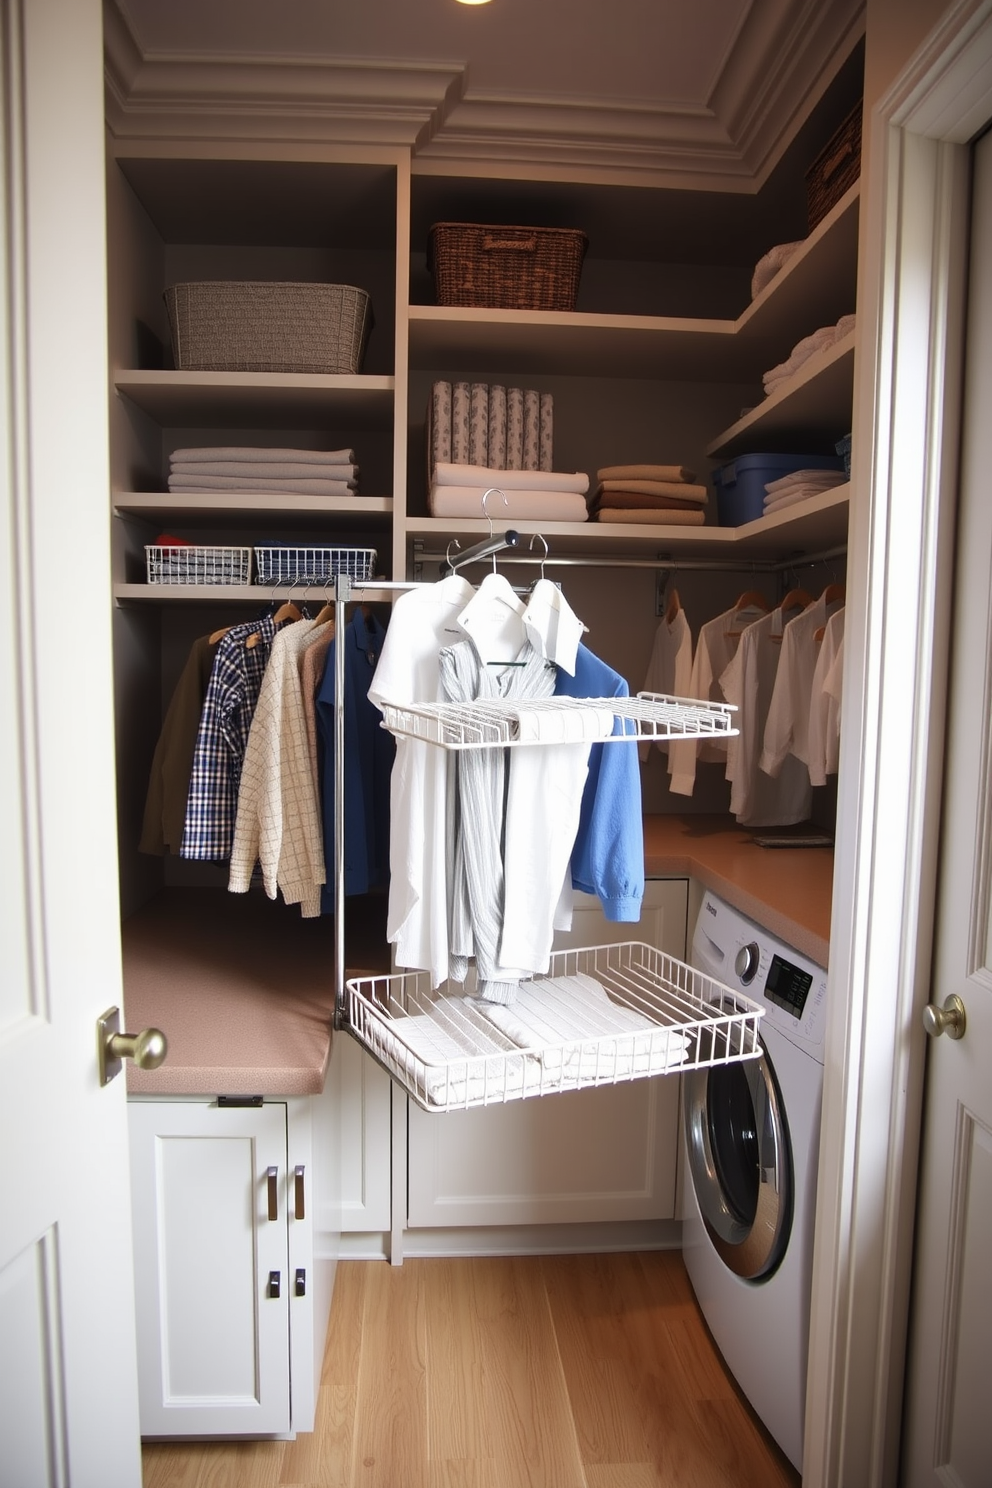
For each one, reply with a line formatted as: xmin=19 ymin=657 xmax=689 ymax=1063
xmin=345 ymin=940 xmax=764 ymax=1113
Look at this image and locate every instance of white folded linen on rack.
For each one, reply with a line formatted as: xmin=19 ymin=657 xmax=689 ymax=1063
xmin=472 ymin=972 xmax=691 ymax=1078
xmin=375 ymin=996 xmax=543 ymax=1105
xmin=513 ymin=705 xmax=616 ymax=743
xmin=170 ymin=445 xmax=355 ymax=465
xmin=429 ymin=485 xmax=589 ymax=522
xmin=170 ymin=460 xmax=359 ymax=482
xmin=433 ymin=461 xmax=589 ymax=493
xmin=168 ymin=474 xmax=358 ymax=496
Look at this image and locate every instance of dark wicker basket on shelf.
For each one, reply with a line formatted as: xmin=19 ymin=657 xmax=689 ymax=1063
xmin=806 ymin=104 xmax=863 ymax=232
xmin=164 ymin=281 xmax=373 ymax=374
xmin=428 ymin=223 xmax=588 ymax=311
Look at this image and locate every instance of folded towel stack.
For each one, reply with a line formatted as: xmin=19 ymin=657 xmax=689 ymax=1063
xmin=762 ymin=467 xmax=849 ymax=515
xmin=751 ymin=240 xmax=804 ymax=300
xmin=430 ymin=462 xmax=589 ymax=522
xmin=168 ymin=445 xmax=359 ymax=498
xmin=588 ymin=463 xmax=708 ymax=526
xmin=429 ymin=380 xmax=553 ymax=477
xmin=762 ymin=313 xmax=856 ymax=397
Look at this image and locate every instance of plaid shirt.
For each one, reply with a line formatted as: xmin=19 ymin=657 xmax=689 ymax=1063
xmin=180 ymin=616 xmax=276 ymax=860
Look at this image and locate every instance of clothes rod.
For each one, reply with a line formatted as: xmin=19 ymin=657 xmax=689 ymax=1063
xmin=412 ymin=544 xmax=848 ymax=575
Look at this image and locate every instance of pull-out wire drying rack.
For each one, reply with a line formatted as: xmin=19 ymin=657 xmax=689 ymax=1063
xmin=331 ymin=574 xmax=764 ymax=1110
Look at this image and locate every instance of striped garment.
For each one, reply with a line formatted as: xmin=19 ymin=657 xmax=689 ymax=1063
xmin=180 ymin=615 xmax=277 ymax=860
xmin=439 ymin=639 xmax=556 ymax=1004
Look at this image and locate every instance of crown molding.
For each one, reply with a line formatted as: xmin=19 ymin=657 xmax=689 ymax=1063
xmin=103 ymin=0 xmax=864 ymax=188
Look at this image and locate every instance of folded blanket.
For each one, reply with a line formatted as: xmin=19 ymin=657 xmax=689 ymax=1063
xmin=594 ymin=479 xmax=708 ymax=504
xmin=763 ymin=483 xmax=847 ymax=514
xmin=591 ymin=492 xmax=707 ymax=518
xmin=763 ymin=312 xmax=858 ymax=392
xmin=594 ymin=508 xmax=706 ymax=525
xmin=433 ymin=461 xmax=589 ymax=494
xmin=429 ymin=485 xmax=588 ymax=522
xmin=514 ymin=705 xmax=616 ymax=743
xmin=375 ymin=999 xmax=542 ymax=1106
xmin=597 ymin=463 xmax=696 ymax=484
xmin=170 ymin=445 xmax=355 ymax=465
xmin=170 ymin=460 xmax=358 ymax=482
xmin=751 ymin=240 xmax=803 ymax=299
xmin=764 ymin=468 xmax=848 ymax=496
xmin=169 ymin=475 xmax=358 ymax=497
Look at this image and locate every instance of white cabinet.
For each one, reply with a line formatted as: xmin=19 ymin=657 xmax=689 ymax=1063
xmin=337 ymin=1034 xmax=392 ymax=1235
xmin=128 ymin=1096 xmax=318 ymax=1438
xmin=405 ymin=878 xmax=688 ymax=1230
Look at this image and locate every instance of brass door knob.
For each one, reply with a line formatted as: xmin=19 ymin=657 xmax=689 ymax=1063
xmin=922 ymin=994 xmax=966 ymax=1041
xmin=97 ymin=1006 xmax=168 ymax=1085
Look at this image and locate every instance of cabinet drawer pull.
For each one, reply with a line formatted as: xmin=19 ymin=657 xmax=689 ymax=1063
xmin=268 ymin=1270 xmax=280 ymax=1299
xmin=267 ymin=1166 xmax=278 ymax=1221
xmin=294 ymin=1164 xmax=305 ymax=1220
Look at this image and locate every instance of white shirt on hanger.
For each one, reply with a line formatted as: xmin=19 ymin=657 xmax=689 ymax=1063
xmin=808 ymin=608 xmax=846 ymax=786
xmin=719 ymin=608 xmax=812 ymax=826
xmin=638 ymin=606 xmax=692 ymax=763
xmin=759 ymin=594 xmax=828 ymax=776
xmin=668 ymin=602 xmax=764 ymax=796
xmin=367 ymin=575 xmax=475 ymax=985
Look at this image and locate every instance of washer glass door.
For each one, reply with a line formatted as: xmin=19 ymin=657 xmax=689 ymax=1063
xmin=683 ymin=1036 xmax=793 ymax=1280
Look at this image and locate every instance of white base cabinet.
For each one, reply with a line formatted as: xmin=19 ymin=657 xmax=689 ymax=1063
xmin=406 ymin=879 xmax=688 ymax=1230
xmin=128 ymin=1096 xmax=320 ymax=1438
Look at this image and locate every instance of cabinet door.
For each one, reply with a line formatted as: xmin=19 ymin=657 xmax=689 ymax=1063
xmin=128 ymin=1100 xmax=291 ymax=1436
xmin=406 ymin=880 xmax=688 ymax=1229
xmin=337 ymin=1034 xmax=393 ymax=1232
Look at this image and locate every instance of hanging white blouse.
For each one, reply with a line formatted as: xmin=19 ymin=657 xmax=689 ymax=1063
xmin=719 ymin=608 xmax=812 ymax=826
xmin=808 ymin=608 xmax=846 ymax=786
xmin=638 ymin=606 xmax=692 ymax=763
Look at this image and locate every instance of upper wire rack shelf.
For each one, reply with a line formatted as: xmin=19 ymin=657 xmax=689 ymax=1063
xmin=378 ymin=691 xmax=737 ymax=751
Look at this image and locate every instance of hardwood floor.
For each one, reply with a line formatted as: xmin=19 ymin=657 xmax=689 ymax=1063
xmin=141 ymin=1252 xmax=802 ymax=1488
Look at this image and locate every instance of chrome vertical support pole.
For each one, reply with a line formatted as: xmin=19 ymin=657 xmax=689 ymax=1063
xmin=333 ymin=572 xmax=351 ymax=1028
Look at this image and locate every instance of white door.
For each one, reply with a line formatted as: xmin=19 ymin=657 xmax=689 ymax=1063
xmin=0 ymin=2 xmax=142 ymax=1484
xmin=902 ymin=128 xmax=992 ymax=1487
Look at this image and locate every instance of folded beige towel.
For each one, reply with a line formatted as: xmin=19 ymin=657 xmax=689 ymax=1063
xmin=594 ymin=508 xmax=706 ymax=526
xmin=596 ymin=479 xmax=708 ymax=504
xmin=591 ymin=489 xmax=706 ymax=516
xmin=171 ymin=460 xmax=358 ymax=481
xmin=170 ymin=445 xmax=355 ymax=465
xmin=597 ymin=463 xmax=695 ymax=483
xmin=764 ymin=468 xmax=847 ymax=496
xmin=169 ymin=475 xmax=356 ymax=497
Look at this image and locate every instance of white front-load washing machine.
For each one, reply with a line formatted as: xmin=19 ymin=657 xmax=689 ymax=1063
xmin=682 ymin=889 xmax=828 ymax=1473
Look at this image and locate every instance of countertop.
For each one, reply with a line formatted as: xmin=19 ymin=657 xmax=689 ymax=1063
xmin=125 ymin=817 xmax=833 ymax=1098
xmin=642 ymin=814 xmax=833 ymax=968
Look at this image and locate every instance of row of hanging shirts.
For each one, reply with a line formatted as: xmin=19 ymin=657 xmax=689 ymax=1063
xmin=640 ymin=583 xmax=846 ymax=826
xmin=140 ymin=592 xmax=395 ymax=919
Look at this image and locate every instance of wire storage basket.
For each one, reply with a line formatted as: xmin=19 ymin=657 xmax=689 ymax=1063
xmin=345 ymin=941 xmax=764 ymax=1113
xmin=254 ymin=546 xmax=377 ymax=585
xmin=145 ymin=544 xmax=252 ymax=586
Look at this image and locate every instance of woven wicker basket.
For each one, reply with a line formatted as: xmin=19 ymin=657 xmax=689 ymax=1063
xmin=806 ymin=104 xmax=862 ymax=232
xmin=428 ymin=223 xmax=588 ymax=311
xmin=164 ymin=282 xmax=373 ymax=374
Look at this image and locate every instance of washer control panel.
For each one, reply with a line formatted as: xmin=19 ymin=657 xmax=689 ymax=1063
xmin=692 ymin=891 xmax=828 ymax=1056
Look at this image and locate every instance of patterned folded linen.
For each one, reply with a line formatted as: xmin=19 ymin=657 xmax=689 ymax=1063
xmin=429 ymin=485 xmax=589 ymax=522
xmin=596 ymin=463 xmax=696 ymax=483
xmin=169 ymin=475 xmax=357 ymax=497
xmin=433 ymin=462 xmax=589 ymax=494
xmin=594 ymin=508 xmax=706 ymax=525
xmin=170 ymin=445 xmax=355 ymax=465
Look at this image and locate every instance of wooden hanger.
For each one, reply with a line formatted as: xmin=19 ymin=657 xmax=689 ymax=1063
xmin=246 ymin=599 xmax=302 ymax=649
xmin=208 ymin=624 xmax=232 ymax=645
xmin=779 ymin=587 xmax=813 ymax=615
xmin=725 ymin=590 xmax=770 ymax=638
xmin=821 ymin=582 xmax=846 ymax=606
xmin=665 ymin=587 xmax=682 ymax=625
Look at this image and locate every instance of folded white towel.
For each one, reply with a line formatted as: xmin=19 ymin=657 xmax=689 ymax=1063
xmin=763 ymin=312 xmax=857 ymax=391
xmin=170 ymin=445 xmax=355 ymax=465
xmin=169 ymin=475 xmax=357 ymax=497
xmin=513 ymin=705 xmax=616 ymax=743
xmin=377 ymin=999 xmax=541 ymax=1106
xmin=751 ymin=240 xmax=804 ymax=299
xmin=170 ymin=460 xmax=358 ymax=482
xmin=764 ymin=468 xmax=848 ymax=496
xmin=764 ymin=483 xmax=847 ymax=514
xmin=429 ymin=485 xmax=589 ymax=522
xmin=433 ymin=461 xmax=589 ymax=495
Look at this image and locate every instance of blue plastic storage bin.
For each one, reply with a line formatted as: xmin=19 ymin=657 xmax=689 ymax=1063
xmin=711 ymin=451 xmax=845 ymax=526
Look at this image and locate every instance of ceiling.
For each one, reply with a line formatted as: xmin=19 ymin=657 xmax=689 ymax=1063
xmin=106 ymin=0 xmax=866 ymax=192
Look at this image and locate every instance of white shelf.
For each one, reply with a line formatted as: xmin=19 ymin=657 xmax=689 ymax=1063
xmin=114 ymin=491 xmax=393 ymax=529
xmin=405 ymin=484 xmax=849 ymax=561
xmin=113 ymin=370 xmax=396 ymax=428
xmin=706 ymin=333 xmax=855 ymax=459
xmin=114 ymin=581 xmax=371 ymax=605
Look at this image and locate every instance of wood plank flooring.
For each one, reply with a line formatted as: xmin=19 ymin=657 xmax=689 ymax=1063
xmin=142 ymin=1252 xmax=801 ymax=1488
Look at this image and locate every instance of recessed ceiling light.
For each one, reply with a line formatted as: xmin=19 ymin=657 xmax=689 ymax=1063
xmin=455 ymin=0 xmax=493 ymax=6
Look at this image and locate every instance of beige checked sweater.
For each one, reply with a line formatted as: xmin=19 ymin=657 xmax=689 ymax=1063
xmin=228 ymin=618 xmax=332 ymax=916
